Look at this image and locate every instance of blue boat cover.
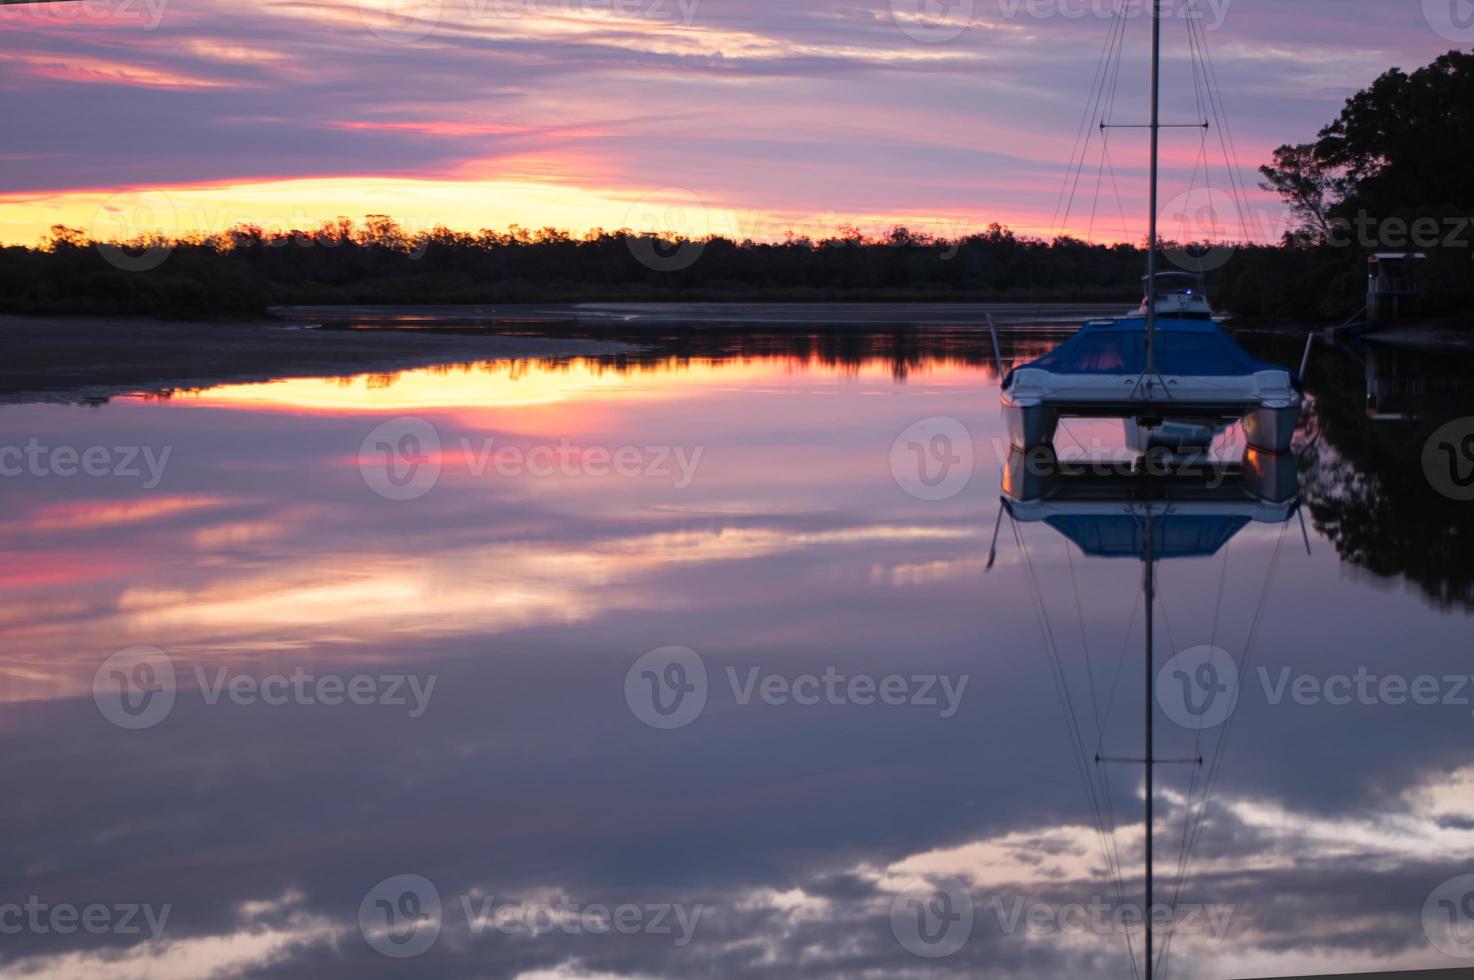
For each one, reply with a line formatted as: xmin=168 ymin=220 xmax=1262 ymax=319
xmin=1045 ymin=512 xmax=1251 ymax=559
xmin=1021 ymin=316 xmax=1273 ymax=377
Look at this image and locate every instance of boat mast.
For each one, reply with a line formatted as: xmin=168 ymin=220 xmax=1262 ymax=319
xmin=1143 ymin=506 xmax=1156 ymax=980
xmin=1145 ymin=0 xmax=1161 ymax=377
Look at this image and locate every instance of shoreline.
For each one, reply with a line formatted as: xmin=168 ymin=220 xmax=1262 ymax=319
xmin=8 ymin=304 xmax=1464 ymax=407
xmin=0 ymin=315 xmax=632 ymax=406
xmin=2 ymin=304 xmax=1130 ymax=406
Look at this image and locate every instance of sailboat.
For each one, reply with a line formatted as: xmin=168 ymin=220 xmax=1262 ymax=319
xmin=999 ymin=5 xmax=1302 ymax=457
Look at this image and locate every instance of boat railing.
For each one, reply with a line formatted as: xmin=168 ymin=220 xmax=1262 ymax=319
xmin=1367 ymin=276 xmax=1425 ymax=296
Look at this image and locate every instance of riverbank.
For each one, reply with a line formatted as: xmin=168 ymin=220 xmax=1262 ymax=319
xmin=271 ymin=301 xmax=1129 ymax=327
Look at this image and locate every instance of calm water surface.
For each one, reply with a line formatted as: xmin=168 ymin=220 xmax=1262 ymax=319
xmin=2 ymin=324 xmax=1473 ymax=979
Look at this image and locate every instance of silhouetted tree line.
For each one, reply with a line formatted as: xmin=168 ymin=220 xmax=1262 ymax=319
xmin=0 ymin=221 xmax=1150 ymax=319
xmin=0 ymin=218 xmax=1330 ymax=321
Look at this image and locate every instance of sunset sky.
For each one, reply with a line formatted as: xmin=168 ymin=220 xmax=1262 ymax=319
xmin=0 ymin=0 xmax=1465 ymax=246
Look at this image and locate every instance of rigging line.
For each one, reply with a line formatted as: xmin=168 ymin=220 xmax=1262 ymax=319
xmin=1098 ymin=2 xmax=1133 ymax=243
xmin=1087 ymin=126 xmax=1111 ymax=243
xmin=1057 ymin=4 xmax=1123 ymax=218
xmin=1156 ymin=747 xmax=1202 ymax=980
xmin=1012 ymin=517 xmax=1124 ymax=882
xmin=1051 ymin=0 xmax=1130 ymax=237
xmin=1179 ymin=13 xmax=1238 ymax=250
xmin=1165 ymin=519 xmax=1293 ymax=972
xmin=1102 ymin=136 xmax=1133 ymax=244
xmin=1154 ymin=562 xmax=1176 ymax=653
xmin=1209 ymin=531 xmax=1231 ymax=645
xmin=1061 ymin=0 xmax=1126 ymax=235
xmin=1087 ymin=1 xmax=1131 ymax=245
xmin=1058 ymin=419 xmax=1088 ymax=453
xmin=1064 ymin=538 xmax=1106 ymax=750
xmin=1098 ymin=580 xmax=1139 ymax=734
xmin=1065 ymin=531 xmax=1143 ymax=978
xmin=1058 ymin=12 xmax=1128 ymax=241
xmin=1010 ymin=517 xmax=1142 ymax=980
xmin=1178 ymin=14 xmax=1216 ymax=257
xmin=1158 ymin=539 xmax=1227 ymax=978
xmin=1064 ymin=530 xmax=1138 ymax=970
xmin=1191 ymin=13 xmax=1253 ymax=242
xmin=1185 ymin=0 xmax=1208 ymax=128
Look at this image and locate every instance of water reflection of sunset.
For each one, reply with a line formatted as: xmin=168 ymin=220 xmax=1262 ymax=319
xmin=175 ymin=355 xmax=982 ymax=415
xmin=4 ymin=347 xmax=1473 ymax=980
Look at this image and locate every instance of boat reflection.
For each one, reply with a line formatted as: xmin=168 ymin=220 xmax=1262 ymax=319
xmin=994 ymin=445 xmax=1300 ymax=977
xmin=1000 ymin=445 xmax=1300 ymax=556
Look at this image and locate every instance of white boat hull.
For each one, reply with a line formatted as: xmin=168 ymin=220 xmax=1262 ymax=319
xmin=1002 ymin=371 xmax=1300 ymax=454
